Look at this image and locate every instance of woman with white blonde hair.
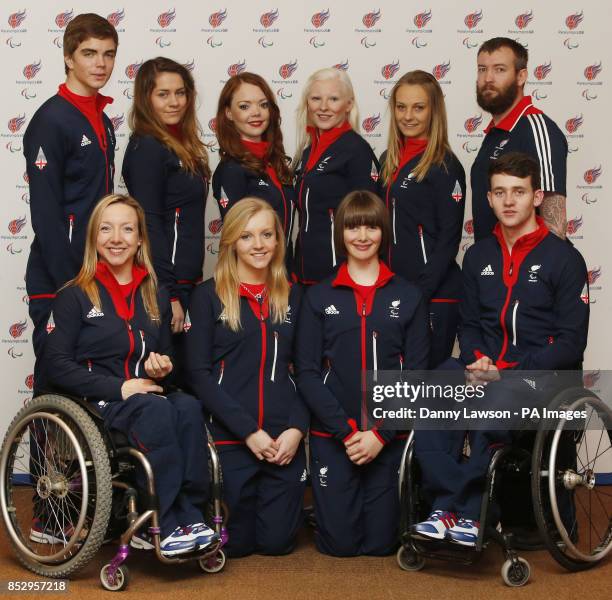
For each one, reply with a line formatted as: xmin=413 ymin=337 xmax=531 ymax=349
xmin=292 ymin=67 xmax=380 ymax=284
xmin=184 ymin=197 xmax=308 ymax=557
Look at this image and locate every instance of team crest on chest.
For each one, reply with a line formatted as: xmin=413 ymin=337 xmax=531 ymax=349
xmin=490 ymin=138 xmax=510 ymax=160
xmin=528 ymin=264 xmax=541 ymax=283
xmin=389 ymin=299 xmax=400 ymax=318
xmin=400 ymin=172 xmax=415 ymax=188
xmin=284 ymin=304 xmax=292 ymax=324
xmin=317 ymin=156 xmax=331 ymax=172
xmin=451 ymin=180 xmax=463 ymax=203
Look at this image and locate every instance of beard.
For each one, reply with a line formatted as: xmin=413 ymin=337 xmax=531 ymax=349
xmin=476 ymin=79 xmax=520 ymax=115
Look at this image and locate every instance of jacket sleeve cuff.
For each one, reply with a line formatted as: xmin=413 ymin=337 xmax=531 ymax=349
xmin=372 ymin=428 xmax=388 ymax=445
xmin=341 ymin=418 xmax=359 ymax=443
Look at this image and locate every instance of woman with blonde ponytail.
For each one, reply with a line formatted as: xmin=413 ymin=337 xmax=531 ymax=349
xmin=42 ymin=194 xmax=217 ymax=557
xmin=184 ymin=197 xmax=308 ymax=558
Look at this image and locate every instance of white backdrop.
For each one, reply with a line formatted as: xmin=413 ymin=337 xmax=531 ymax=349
xmin=1 ymin=1 xmax=609 ymax=445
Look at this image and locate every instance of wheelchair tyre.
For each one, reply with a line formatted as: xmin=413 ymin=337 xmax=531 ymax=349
xmin=100 ymin=563 xmax=130 ymax=591
xmin=501 ymin=557 xmax=530 ymax=587
xmin=396 ymin=545 xmax=425 ymax=572
xmin=531 ymin=388 xmax=612 ymax=571
xmin=198 ymin=549 xmax=226 ymax=574
xmin=0 ymin=395 xmax=112 ymax=578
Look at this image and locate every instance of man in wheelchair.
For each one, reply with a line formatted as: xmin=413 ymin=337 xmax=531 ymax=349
xmin=38 ymin=194 xmax=218 ymax=557
xmin=412 ymin=152 xmax=590 ymax=547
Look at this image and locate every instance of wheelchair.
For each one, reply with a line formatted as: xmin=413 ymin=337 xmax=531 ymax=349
xmin=0 ymin=393 xmax=228 ymax=591
xmin=395 ymin=386 xmax=612 ymax=587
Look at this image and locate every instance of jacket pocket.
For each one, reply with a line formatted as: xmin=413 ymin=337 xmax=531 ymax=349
xmin=68 ymin=214 xmax=75 ymax=243
xmin=270 ymin=331 xmax=278 ymax=382
xmin=372 ymin=331 xmax=378 ymax=382
xmin=418 ymin=225 xmax=427 ymax=264
xmin=512 ymin=300 xmax=519 ymax=346
xmin=171 ymin=208 xmax=180 ymax=265
xmin=134 ymin=330 xmax=146 ymax=377
xmin=392 ymin=198 xmax=397 ymax=244
xmin=329 ymin=209 xmax=336 ymax=267
xmin=217 ymin=359 xmax=225 ymax=385
xmin=304 ymin=188 xmax=310 ymax=232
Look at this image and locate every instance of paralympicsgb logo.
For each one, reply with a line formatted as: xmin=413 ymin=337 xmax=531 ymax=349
xmin=515 ymin=11 xmax=534 ymax=29
xmin=157 ymin=9 xmax=176 ymax=28
xmin=279 ymin=60 xmax=298 ymax=79
xmin=22 ymin=61 xmax=41 ymax=80
xmin=8 ymin=10 xmax=27 ymax=28
xmin=381 ymin=60 xmax=400 ymax=80
xmin=362 ymin=114 xmax=381 ymax=133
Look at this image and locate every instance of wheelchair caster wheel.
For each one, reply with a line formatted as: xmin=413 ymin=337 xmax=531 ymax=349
xmin=199 ymin=549 xmax=226 ymax=574
xmin=501 ymin=557 xmax=530 ymax=587
xmin=100 ymin=564 xmax=130 ymax=591
xmin=396 ymin=546 xmax=425 ymax=572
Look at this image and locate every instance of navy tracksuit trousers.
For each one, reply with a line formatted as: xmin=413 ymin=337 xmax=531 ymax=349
xmin=428 ymin=302 xmax=460 ymax=369
xmin=217 ymin=444 xmax=307 ymax=558
xmin=414 ymin=358 xmax=543 ymax=521
xmin=309 ymin=436 xmax=404 ymax=557
xmin=98 ymin=392 xmax=209 ymax=537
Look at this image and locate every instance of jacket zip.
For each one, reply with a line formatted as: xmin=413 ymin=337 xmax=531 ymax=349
xmin=418 ymin=225 xmax=427 ymax=264
xmin=512 ymin=300 xmax=519 ymax=346
xmin=399 ymin=355 xmax=404 ymax=371
xmin=287 ymin=200 xmax=294 ymax=248
xmin=323 ymin=364 xmax=331 ymax=384
xmin=372 ymin=331 xmax=378 ymax=382
xmin=257 ymin=304 xmax=267 ymax=429
xmin=68 ymin=214 xmax=75 ymax=243
xmin=392 ymin=198 xmax=397 ymax=244
xmin=270 ymin=331 xmax=278 ymax=382
xmin=217 ymin=359 xmax=224 ymax=385
xmin=497 ymin=261 xmax=515 ymax=364
xmin=329 ymin=209 xmax=336 ymax=267
xmin=360 ymin=301 xmax=367 ymax=430
xmin=134 ymin=330 xmax=146 ymax=377
xmin=171 ymin=208 xmax=180 ymax=264
xmin=288 ymin=372 xmax=297 ymax=391
xmin=304 ymin=187 xmax=310 ymax=232
xmin=124 ymin=322 xmax=135 ymax=380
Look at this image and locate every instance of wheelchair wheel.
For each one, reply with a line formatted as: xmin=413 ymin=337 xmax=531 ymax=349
xmin=0 ymin=395 xmax=112 ymax=577
xmin=198 ymin=549 xmax=226 ymax=574
xmin=501 ymin=557 xmax=530 ymax=587
xmin=100 ymin=563 xmax=130 ymax=591
xmin=396 ymin=545 xmax=425 ymax=572
xmin=532 ymin=389 xmax=612 ymax=571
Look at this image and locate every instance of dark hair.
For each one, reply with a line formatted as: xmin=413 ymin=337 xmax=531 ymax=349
xmin=216 ymin=72 xmax=292 ymax=185
xmin=478 ymin=37 xmax=528 ymax=71
xmin=488 ymin=152 xmax=541 ymax=190
xmin=130 ymin=57 xmax=211 ymax=178
xmin=63 ymin=13 xmax=118 ymax=75
xmin=334 ymin=191 xmax=390 ymax=258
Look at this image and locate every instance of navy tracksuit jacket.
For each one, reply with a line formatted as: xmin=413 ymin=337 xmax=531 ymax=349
xmin=381 ymin=150 xmax=466 ymax=367
xmin=42 ymin=264 xmax=209 ymax=536
xmin=471 ymin=96 xmax=567 ymax=241
xmin=183 ymin=280 xmax=308 ymax=556
xmin=212 ymin=158 xmax=296 ymax=271
xmin=294 ymin=129 xmax=380 ymax=284
xmin=122 ymin=134 xmax=208 ymax=308
xmin=415 ymin=219 xmax=589 ymax=521
xmin=24 ymin=92 xmax=115 ymax=384
xmin=296 ymin=261 xmax=430 ymax=555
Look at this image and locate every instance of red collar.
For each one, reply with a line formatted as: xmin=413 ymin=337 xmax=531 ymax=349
xmin=333 ymin=261 xmax=394 ymax=316
xmin=305 ymin=121 xmax=352 ymax=172
xmin=483 ymin=96 xmax=542 ymax=134
xmin=95 ymin=262 xmax=148 ymax=321
xmin=239 ymin=282 xmax=269 ymax=320
xmin=391 ymin=138 xmax=428 ymax=184
xmin=58 ymin=83 xmax=113 ymax=148
xmin=493 ymin=217 xmax=549 ymax=286
xmin=166 ymin=123 xmax=183 ymax=140
xmin=241 ymin=139 xmax=284 ymax=192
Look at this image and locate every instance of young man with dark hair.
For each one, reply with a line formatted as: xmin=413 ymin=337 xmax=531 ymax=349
xmin=412 ymin=152 xmax=588 ymax=546
xmin=24 ymin=13 xmax=118 ymax=394
xmin=471 ymin=37 xmax=568 ymax=242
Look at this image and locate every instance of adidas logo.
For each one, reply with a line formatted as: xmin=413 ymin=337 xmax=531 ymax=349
xmin=80 ymin=134 xmax=92 ymax=147
xmin=325 ymin=304 xmax=340 ymax=315
xmin=258 ymin=179 xmax=269 ymax=186
xmin=523 ymin=378 xmax=536 ymax=390
xmin=86 ymin=306 xmax=104 ymax=318
xmin=481 ymin=264 xmax=495 ymax=276
xmin=300 ymin=468 xmax=307 ymax=482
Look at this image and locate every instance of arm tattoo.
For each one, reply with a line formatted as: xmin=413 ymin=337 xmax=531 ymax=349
xmin=539 ymin=193 xmax=567 ymax=239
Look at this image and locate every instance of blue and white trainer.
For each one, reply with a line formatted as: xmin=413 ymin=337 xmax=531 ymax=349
xmin=189 ymin=522 xmax=219 ymax=550
xmin=446 ymin=518 xmax=480 ymax=546
xmin=159 ymin=526 xmax=197 ymax=556
xmin=412 ymin=510 xmax=457 ymax=540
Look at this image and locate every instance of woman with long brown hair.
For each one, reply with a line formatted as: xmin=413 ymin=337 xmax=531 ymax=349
xmin=213 ymin=72 xmax=295 ymax=270
xmin=184 ymin=197 xmax=308 ymax=557
xmin=42 ymin=194 xmax=217 ymax=557
xmin=380 ymin=70 xmax=466 ymax=368
xmin=122 ymin=57 xmax=210 ymax=334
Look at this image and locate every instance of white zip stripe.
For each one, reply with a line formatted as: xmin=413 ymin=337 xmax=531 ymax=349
xmin=304 ymin=188 xmax=310 ymax=232
xmin=68 ymin=217 xmax=74 ymax=243
xmin=330 ymin=212 xmax=336 ymax=267
xmin=419 ymin=227 xmax=427 ymax=264
xmin=399 ymin=356 xmax=403 ymax=372
xmin=372 ymin=332 xmax=378 ymax=382
xmin=217 ymin=362 xmax=224 ymax=385
xmin=512 ymin=301 xmax=519 ymax=346
xmin=171 ymin=209 xmax=179 ymax=264
xmin=287 ymin=202 xmax=294 ymax=247
xmin=288 ymin=372 xmax=297 ymax=391
xmin=270 ymin=332 xmax=278 ymax=382
xmin=535 ymin=113 xmax=555 ymax=190
xmin=134 ymin=331 xmax=146 ymax=377
xmin=392 ymin=198 xmax=397 ymax=244
xmin=323 ymin=369 xmax=331 ymax=384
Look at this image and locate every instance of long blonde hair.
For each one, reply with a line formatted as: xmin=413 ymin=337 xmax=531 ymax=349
xmin=214 ymin=198 xmax=289 ymax=331
xmin=381 ymin=70 xmax=451 ymax=185
xmin=293 ymin=68 xmax=360 ymax=169
xmin=129 ymin=57 xmax=211 ymax=179
xmin=68 ymin=194 xmax=160 ymax=323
